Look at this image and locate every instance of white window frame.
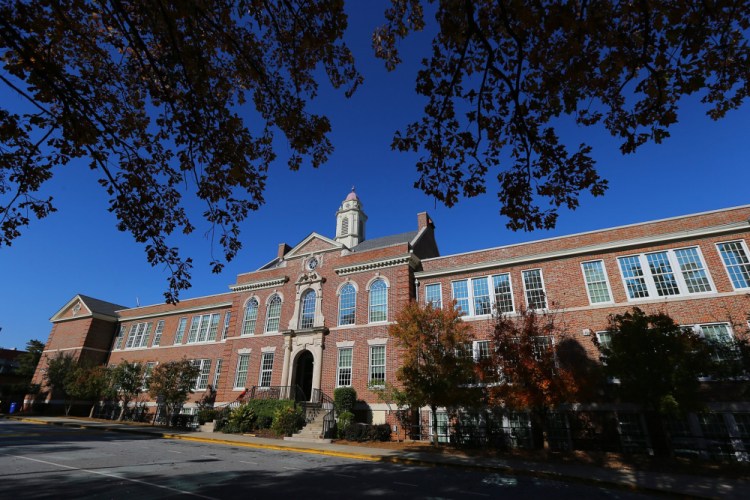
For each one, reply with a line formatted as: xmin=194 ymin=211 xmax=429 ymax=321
xmin=126 ymin=322 xmax=152 ymax=349
xmin=337 ymin=347 xmax=353 ymax=387
xmin=368 ymin=279 xmax=388 ymax=323
xmin=242 ymin=298 xmax=259 ymax=336
xmin=473 ymin=340 xmax=491 ymax=362
xmin=186 ymin=314 xmax=221 ymax=344
xmin=424 ymin=283 xmax=443 ymax=308
xmin=221 ymin=312 xmax=231 ymax=340
xmin=173 ymin=317 xmax=188 ymax=344
xmin=338 ymin=283 xmax=357 ymax=326
xmin=213 ymin=358 xmax=222 ymax=388
xmin=617 ymin=247 xmax=715 ymax=301
xmin=580 ymin=260 xmax=614 ymax=305
xmin=522 ymin=268 xmax=547 ymax=310
xmin=716 ymin=240 xmax=750 ymax=290
xmin=152 ymin=320 xmax=165 ymax=346
xmin=687 ymin=322 xmax=735 ymax=362
xmin=265 ymin=295 xmax=282 ymax=333
xmin=234 ymin=354 xmax=249 ymax=389
xmin=369 ymin=344 xmax=386 ymax=385
xmin=113 ymin=325 xmax=126 ymax=350
xmin=259 ymin=352 xmax=274 ymax=387
xmin=451 ymin=275 xmax=514 ymax=317
xmin=192 ymin=359 xmax=211 ymax=390
xmin=299 ymin=289 xmax=316 ymax=329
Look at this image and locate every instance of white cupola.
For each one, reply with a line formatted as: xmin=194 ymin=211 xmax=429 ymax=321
xmin=335 ymin=187 xmax=367 ymax=248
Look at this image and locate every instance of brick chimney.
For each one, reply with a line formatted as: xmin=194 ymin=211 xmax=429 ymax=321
xmin=277 ymin=243 xmax=291 ymax=259
xmin=417 ymin=212 xmax=434 ymax=231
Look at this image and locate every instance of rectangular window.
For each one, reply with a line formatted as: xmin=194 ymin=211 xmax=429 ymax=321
xmin=234 ymin=354 xmax=249 ymax=389
xmin=596 ymin=331 xmax=613 ymax=351
xmin=259 ymin=352 xmax=274 ymax=387
xmin=424 ymin=283 xmax=442 ymax=308
xmin=492 ymin=274 xmax=514 ymax=314
xmin=619 ymin=255 xmax=649 ymax=299
xmin=207 ymin=314 xmax=220 ymax=341
xmin=696 ymin=323 xmax=734 ymax=362
xmin=221 ymin=312 xmax=231 ymax=340
xmin=174 ymin=317 xmax=188 ymax=344
xmin=473 ymin=340 xmax=491 ymax=361
xmin=471 ymin=277 xmax=492 ymax=315
xmin=532 ymin=336 xmax=554 ymax=362
xmin=187 ymin=316 xmax=201 ymax=343
xmin=451 ymin=280 xmax=470 ymax=315
xmin=337 ymin=348 xmax=353 ymax=387
xmin=674 ymin=247 xmax=712 ymax=293
xmin=522 ymin=269 xmax=547 ymax=310
xmin=646 ymin=252 xmax=680 ymax=296
xmin=192 ymin=359 xmax=211 ymax=390
xmin=114 ymin=325 xmax=126 ymax=350
xmin=213 ymin=359 xmax=222 ymax=388
xmin=126 ymin=322 xmax=152 ymax=349
xmin=152 ymin=320 xmax=165 ymax=346
xmin=581 ymin=260 xmax=612 ymax=304
xmin=369 ymin=345 xmax=386 ymax=385
xmin=196 ymin=315 xmax=210 ymax=342
xmin=717 ymin=240 xmax=750 ymax=289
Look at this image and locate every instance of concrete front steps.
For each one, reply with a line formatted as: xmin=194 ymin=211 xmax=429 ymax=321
xmin=284 ymin=409 xmax=331 ymax=444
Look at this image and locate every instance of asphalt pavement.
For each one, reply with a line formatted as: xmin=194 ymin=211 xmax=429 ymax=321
xmin=2 ymin=414 xmax=748 ymax=499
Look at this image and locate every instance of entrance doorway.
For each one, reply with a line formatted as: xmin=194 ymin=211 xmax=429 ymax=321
xmin=294 ymin=350 xmax=314 ymax=401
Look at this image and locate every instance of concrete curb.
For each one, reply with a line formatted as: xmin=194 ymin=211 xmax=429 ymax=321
xmin=0 ymin=415 xmax=714 ymax=498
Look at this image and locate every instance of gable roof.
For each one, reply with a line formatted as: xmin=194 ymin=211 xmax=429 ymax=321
xmin=50 ymin=294 xmax=126 ymax=323
xmin=350 ymin=231 xmax=418 ymax=253
xmin=284 ymin=232 xmax=344 ymax=259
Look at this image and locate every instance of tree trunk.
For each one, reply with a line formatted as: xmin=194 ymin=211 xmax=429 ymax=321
xmin=89 ymin=402 xmax=96 ymax=419
xmin=118 ymin=402 xmax=125 ymax=421
xmin=431 ymin=405 xmax=439 ymax=446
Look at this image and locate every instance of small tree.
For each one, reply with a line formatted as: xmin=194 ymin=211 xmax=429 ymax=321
xmin=65 ymin=365 xmax=112 ymax=418
xmin=43 ymin=352 xmax=77 ymax=412
xmin=110 ymin=361 xmax=145 ymax=421
xmin=147 ymin=359 xmax=200 ymax=426
xmin=597 ymin=307 xmax=716 ymax=455
xmin=482 ymin=308 xmax=587 ymax=449
xmin=388 ymin=301 xmax=479 ymax=445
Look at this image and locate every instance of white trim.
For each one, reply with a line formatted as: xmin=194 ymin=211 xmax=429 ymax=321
xmin=229 ymin=276 xmax=289 ymax=293
xmin=237 ymin=348 xmax=252 ymax=355
xmin=416 ymin=219 xmax=750 ymax=279
xmin=367 ymin=338 xmax=388 ymax=345
xmin=423 ymin=282 xmax=443 ymax=308
xmin=716 ymin=239 xmax=750 ymax=290
xmin=283 ymin=232 xmax=344 ymax=258
xmin=42 ymin=346 xmax=110 ymax=355
xmin=118 ymin=302 xmax=232 ymax=322
xmin=261 ymin=346 xmax=276 ymax=353
xmin=115 ymin=291 xmax=234 ymax=314
xmin=336 ymin=340 xmax=355 ymax=348
xmin=580 ymin=259 xmax=615 ymax=305
xmin=522 ymin=268 xmax=547 ymax=310
xmin=336 ymin=254 xmax=417 ymax=276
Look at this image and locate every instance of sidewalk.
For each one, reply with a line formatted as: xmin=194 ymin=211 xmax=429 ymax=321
xmin=4 ymin=414 xmax=748 ymax=499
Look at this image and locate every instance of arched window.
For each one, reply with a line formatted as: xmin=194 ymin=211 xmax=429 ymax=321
xmin=265 ymin=294 xmax=282 ymax=332
xmin=299 ymin=290 xmax=316 ymax=329
xmin=242 ymin=298 xmax=258 ymax=336
xmin=369 ymin=279 xmax=388 ymax=323
xmin=341 ymin=217 xmax=349 ymax=236
xmin=338 ymin=283 xmax=356 ymax=326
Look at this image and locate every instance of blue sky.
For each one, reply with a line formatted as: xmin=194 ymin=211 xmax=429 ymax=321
xmin=1 ymin=2 xmax=748 ymax=350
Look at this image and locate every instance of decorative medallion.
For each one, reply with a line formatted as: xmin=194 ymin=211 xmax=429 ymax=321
xmin=307 ymin=256 xmax=319 ymax=271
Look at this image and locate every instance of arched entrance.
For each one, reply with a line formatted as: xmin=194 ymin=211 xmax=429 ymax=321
xmin=294 ymin=350 xmax=314 ymax=401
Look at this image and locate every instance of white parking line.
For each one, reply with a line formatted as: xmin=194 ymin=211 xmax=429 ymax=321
xmin=9 ymin=454 xmax=218 ymax=500
xmin=333 ymin=473 xmax=356 ymax=478
xmin=240 ymin=461 xmax=258 ymax=465
xmin=167 ymin=450 xmax=183 ymax=454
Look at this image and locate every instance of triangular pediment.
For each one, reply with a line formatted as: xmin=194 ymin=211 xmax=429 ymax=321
xmin=285 ymin=232 xmax=343 ymax=259
xmin=50 ymin=294 xmax=125 ymax=323
xmin=50 ymin=295 xmax=93 ymax=322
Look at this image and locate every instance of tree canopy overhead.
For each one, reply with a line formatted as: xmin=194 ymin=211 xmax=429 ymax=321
xmin=1 ymin=1 xmax=747 ymax=301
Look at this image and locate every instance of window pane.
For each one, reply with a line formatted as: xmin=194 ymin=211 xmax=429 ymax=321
xmin=300 ymin=290 xmax=316 ymax=329
xmin=472 ymin=277 xmax=491 ymax=315
xmin=523 ymin=269 xmax=547 ymax=309
xmin=582 ymin=261 xmax=611 ymax=303
xmin=339 ymin=284 xmax=356 ymax=325
xmin=718 ymin=241 xmax=750 ymax=289
xmin=492 ymin=274 xmax=514 ymax=313
xmin=369 ymin=345 xmax=386 ymax=384
xmin=242 ymin=299 xmax=258 ymax=336
xmin=674 ymin=247 xmax=712 ymax=293
xmin=187 ymin=316 xmax=200 ymax=343
xmin=369 ymin=280 xmax=388 ymax=323
xmin=337 ymin=348 xmax=353 ymax=387
xmin=234 ymin=354 xmax=249 ymax=388
xmin=222 ymin=312 xmax=231 ymax=340
xmin=618 ymin=256 xmax=650 ymax=299
xmin=646 ymin=252 xmax=679 ymax=296
xmin=424 ymin=283 xmax=442 ymax=308
xmin=452 ymin=280 xmax=470 ymax=315
xmin=474 ymin=340 xmax=490 ymax=361
xmin=174 ymin=318 xmax=187 ymax=344
xmin=213 ymin=359 xmax=222 ymax=388
xmin=152 ymin=320 xmax=165 ymax=346
xmin=259 ymin=352 xmax=274 ymax=387
xmin=266 ymin=295 xmax=282 ymax=332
